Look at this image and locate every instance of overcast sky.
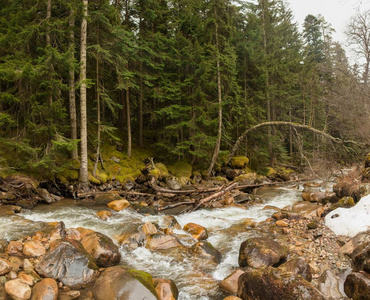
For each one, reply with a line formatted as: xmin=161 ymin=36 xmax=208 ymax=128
xmin=285 ymin=0 xmax=369 ymax=46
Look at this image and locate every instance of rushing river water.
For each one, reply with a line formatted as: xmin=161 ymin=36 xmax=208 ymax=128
xmin=1 ymin=183 xmax=304 ymax=299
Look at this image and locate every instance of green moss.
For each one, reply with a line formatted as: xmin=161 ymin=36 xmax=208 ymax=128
xmin=235 ymin=173 xmax=257 ymax=183
xmin=211 ymin=176 xmax=228 ymax=184
xmin=88 ymin=172 xmax=101 ymax=185
xmin=229 ymin=156 xmax=249 ymax=169
xmin=168 ymin=161 xmax=192 ymax=179
xmin=127 ymin=269 xmax=157 ymax=297
xmin=58 ymin=169 xmax=79 ymax=181
xmin=332 ymin=196 xmax=356 ymax=209
xmin=149 ymin=163 xmax=169 ymax=179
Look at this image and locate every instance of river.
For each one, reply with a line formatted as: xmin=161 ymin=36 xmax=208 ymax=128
xmin=1 ymin=183 xmax=303 ymax=299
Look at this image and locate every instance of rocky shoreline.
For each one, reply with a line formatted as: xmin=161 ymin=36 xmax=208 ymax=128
xmin=0 ymin=162 xmax=369 ymax=299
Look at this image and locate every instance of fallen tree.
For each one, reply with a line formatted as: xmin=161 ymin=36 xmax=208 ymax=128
xmin=226 ymin=121 xmax=364 ymax=164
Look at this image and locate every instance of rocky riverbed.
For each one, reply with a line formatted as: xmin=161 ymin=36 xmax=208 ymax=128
xmin=0 ymin=167 xmax=369 ymax=299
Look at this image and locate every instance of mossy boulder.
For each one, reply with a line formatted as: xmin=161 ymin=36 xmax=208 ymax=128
xmin=365 ymin=153 xmax=370 ymax=168
xmin=168 ymin=161 xmax=192 ymax=186
xmin=265 ymin=167 xmax=277 ymax=179
xmin=149 ymin=163 xmax=169 ymax=180
xmin=332 ymin=196 xmax=356 ymax=209
xmin=235 ymin=172 xmax=258 ymax=185
xmin=229 ymin=156 xmax=249 ymax=169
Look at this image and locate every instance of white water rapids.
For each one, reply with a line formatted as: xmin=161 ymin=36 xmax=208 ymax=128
xmin=1 ymin=184 xmax=303 ymax=299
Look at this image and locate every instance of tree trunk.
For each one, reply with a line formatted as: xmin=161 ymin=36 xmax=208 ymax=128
xmin=261 ymin=0 xmax=272 ymax=164
xmin=93 ymin=47 xmax=101 ymax=177
xmin=139 ymin=63 xmax=143 ymax=147
xmin=79 ymin=0 xmax=88 ymax=184
xmin=207 ymin=20 xmax=222 ymax=176
xmin=126 ymin=85 xmax=131 ymax=158
xmin=69 ymin=10 xmax=78 ymax=160
xmin=46 ymin=0 xmax=52 ymax=105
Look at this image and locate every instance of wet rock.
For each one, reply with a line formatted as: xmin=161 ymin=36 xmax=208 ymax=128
xmin=165 ymin=176 xmax=182 ymax=190
xmin=96 ymin=210 xmax=112 ymax=221
xmin=92 ymin=266 xmax=157 ymax=300
xmin=35 ymin=239 xmax=98 ymax=288
xmin=292 ymin=201 xmax=318 ymax=218
xmin=225 ymin=169 xmax=244 ymax=181
xmin=81 ymin=232 xmax=121 ymax=268
xmin=303 ymin=182 xmax=322 ymax=193
xmin=223 ymin=297 xmax=242 ymax=300
xmin=5 ymin=278 xmax=32 ymax=300
xmin=238 ymin=268 xmax=325 ymax=300
xmin=183 ymin=223 xmax=208 ymax=241
xmin=30 ymin=278 xmax=58 ymax=300
xmin=37 ymin=188 xmax=54 ymax=204
xmin=0 ymin=259 xmax=11 ymax=276
xmin=278 ymin=258 xmax=312 ymax=281
xmin=344 ymin=272 xmax=370 ymax=300
xmin=107 ymin=199 xmax=130 ymax=211
xmin=351 ymin=242 xmax=370 ymax=272
xmin=220 ymin=269 xmax=244 ymax=294
xmin=146 ymin=234 xmax=182 ymax=251
xmin=307 ymin=221 xmax=319 ymax=230
xmin=153 ymin=278 xmax=178 ymax=300
xmin=6 ymin=241 xmax=22 ymax=256
xmin=142 ymin=222 xmax=158 ymax=235
xmin=161 ymin=216 xmax=181 ymax=230
xmin=238 ymin=237 xmax=289 ymax=268
xmin=8 ymin=257 xmax=22 ymax=272
xmin=48 ymin=221 xmax=66 ymax=243
xmin=317 ymin=269 xmax=343 ymax=299
xmin=65 ymin=228 xmax=82 ymax=241
xmin=191 ymin=241 xmax=221 ymax=264
xmin=23 ymin=241 xmax=46 ymax=257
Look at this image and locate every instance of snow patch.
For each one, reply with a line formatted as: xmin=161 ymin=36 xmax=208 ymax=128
xmin=325 ymin=194 xmax=370 ymax=237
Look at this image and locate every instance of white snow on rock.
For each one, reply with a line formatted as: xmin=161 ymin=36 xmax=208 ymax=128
xmin=325 ymin=194 xmax=370 ymax=237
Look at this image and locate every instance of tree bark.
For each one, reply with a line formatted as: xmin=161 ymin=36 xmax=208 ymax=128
xmin=69 ymin=10 xmax=78 ymax=160
xmin=93 ymin=47 xmax=101 ymax=177
xmin=79 ymin=0 xmax=88 ymax=184
xmin=227 ymin=121 xmax=363 ymax=164
xmin=207 ymin=20 xmax=222 ymax=176
xmin=126 ymin=85 xmax=131 ymax=158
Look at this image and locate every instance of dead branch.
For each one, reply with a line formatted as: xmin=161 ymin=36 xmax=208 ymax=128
xmin=227 ymin=121 xmax=364 ymax=164
xmin=77 ymin=190 xmax=153 ymax=199
xmin=158 ymin=200 xmax=196 ymax=211
xmin=192 ymin=182 xmax=238 ymax=211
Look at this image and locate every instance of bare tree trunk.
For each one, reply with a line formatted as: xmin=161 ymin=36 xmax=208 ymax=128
xmin=93 ymin=48 xmax=101 ymax=177
xmin=139 ymin=63 xmax=143 ymax=147
xmin=261 ymin=0 xmax=272 ymax=164
xmin=126 ymin=85 xmax=131 ymax=158
xmin=69 ymin=10 xmax=78 ymax=160
xmin=79 ymin=0 xmax=88 ymax=184
xmin=46 ymin=0 xmax=53 ymax=105
xmin=207 ymin=21 xmax=222 ymax=176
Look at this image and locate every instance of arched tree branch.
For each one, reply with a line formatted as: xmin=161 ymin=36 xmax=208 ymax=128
xmin=227 ymin=121 xmax=364 ymax=164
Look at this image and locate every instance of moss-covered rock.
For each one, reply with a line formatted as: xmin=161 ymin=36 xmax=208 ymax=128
xmin=229 ymin=156 xmax=249 ymax=169
xmin=149 ymin=163 xmax=169 ymax=180
xmin=332 ymin=196 xmax=356 ymax=209
xmin=235 ymin=172 xmax=258 ymax=185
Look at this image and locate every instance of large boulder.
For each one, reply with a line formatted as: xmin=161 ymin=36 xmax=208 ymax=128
xmin=238 ymin=237 xmax=288 ymax=268
xmin=229 ymin=156 xmax=249 ymax=169
xmin=92 ymin=266 xmax=158 ymax=300
xmin=277 ymin=258 xmax=312 ymax=281
xmin=344 ymin=272 xmax=370 ymax=300
xmin=23 ymin=241 xmax=46 ymax=257
xmin=30 ymin=278 xmax=58 ymax=300
xmin=238 ymin=268 xmax=325 ymax=300
xmin=81 ymin=232 xmax=121 ymax=267
xmin=107 ymin=199 xmax=130 ymax=212
xmin=35 ymin=239 xmax=99 ymax=288
xmin=340 ymin=230 xmax=370 ymax=255
xmin=351 ymin=242 xmax=370 ymax=272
